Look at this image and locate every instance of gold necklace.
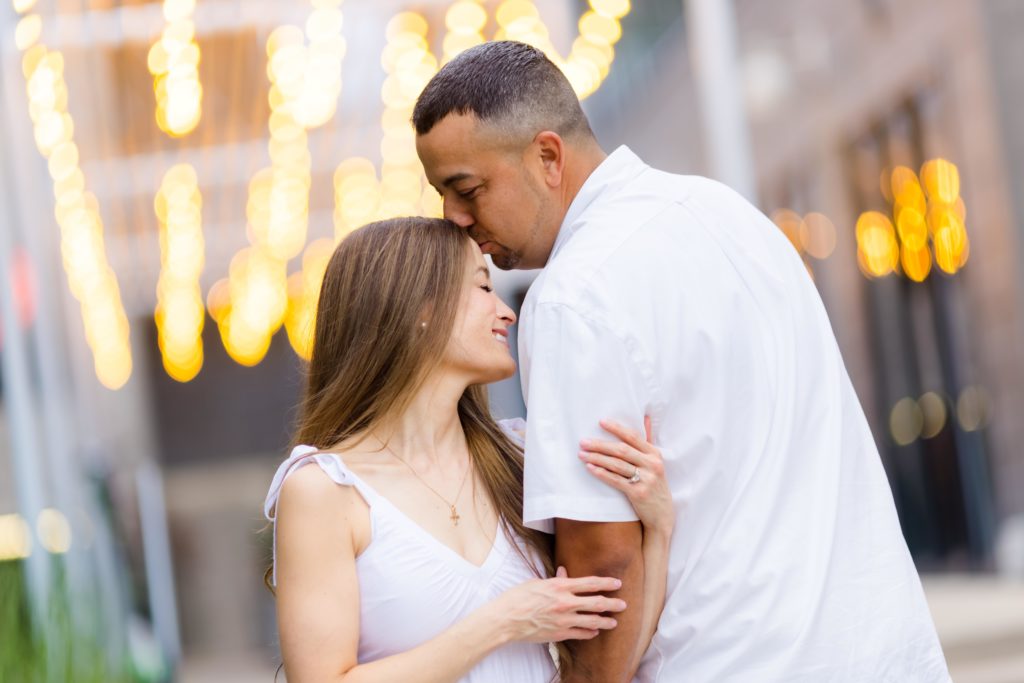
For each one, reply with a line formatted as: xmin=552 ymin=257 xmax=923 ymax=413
xmin=384 ymin=446 xmax=472 ymax=526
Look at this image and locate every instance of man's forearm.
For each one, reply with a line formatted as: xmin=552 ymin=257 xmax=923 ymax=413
xmin=556 ymin=520 xmax=645 ymax=683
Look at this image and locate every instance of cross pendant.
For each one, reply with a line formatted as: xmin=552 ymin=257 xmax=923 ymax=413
xmin=450 ymin=506 xmax=460 ymax=526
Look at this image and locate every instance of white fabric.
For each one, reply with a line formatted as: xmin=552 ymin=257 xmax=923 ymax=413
xmin=518 ymin=146 xmax=950 ymax=682
xmin=264 ymin=442 xmax=556 ymax=683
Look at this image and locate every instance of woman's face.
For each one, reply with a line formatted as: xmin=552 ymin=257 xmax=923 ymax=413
xmin=442 ymin=240 xmax=517 ymax=384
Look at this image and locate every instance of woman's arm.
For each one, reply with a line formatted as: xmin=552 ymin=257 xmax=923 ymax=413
xmin=275 ymin=464 xmax=627 ymax=683
xmin=579 ymin=417 xmax=675 ymax=677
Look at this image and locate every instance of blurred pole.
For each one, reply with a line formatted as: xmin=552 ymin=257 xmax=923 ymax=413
xmin=0 ymin=64 xmax=50 ymax=622
xmin=684 ymin=0 xmax=758 ymax=201
xmin=0 ymin=18 xmax=127 ymax=671
xmin=1 ymin=32 xmax=94 ymax=636
xmin=136 ymin=461 xmax=181 ymax=670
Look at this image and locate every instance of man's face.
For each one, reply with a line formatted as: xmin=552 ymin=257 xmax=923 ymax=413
xmin=417 ymin=113 xmax=559 ymax=270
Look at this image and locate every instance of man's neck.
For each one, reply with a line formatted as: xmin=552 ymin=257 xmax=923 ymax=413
xmin=559 ymin=142 xmax=608 ymax=218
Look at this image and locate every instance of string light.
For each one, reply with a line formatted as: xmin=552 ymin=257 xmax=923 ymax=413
xmin=856 ymin=211 xmax=899 ymax=278
xmin=218 ymin=1 xmax=347 ymax=366
xmin=0 ymin=513 xmax=32 ymax=561
xmin=149 ymin=0 xmax=203 ymax=136
xmin=16 ymin=20 xmax=132 ymax=389
xmin=862 ymin=159 xmax=970 ymax=281
xmin=155 ymin=164 xmax=205 ymax=382
xmin=37 ymin=508 xmax=72 ymax=554
xmin=284 ymin=238 xmax=334 ymax=360
xmin=333 ymin=157 xmax=380 ymax=242
xmin=378 ymin=12 xmax=438 ymax=220
xmin=496 ymin=0 xmax=632 ymax=99
xmin=443 ymin=0 xmax=488 ymax=64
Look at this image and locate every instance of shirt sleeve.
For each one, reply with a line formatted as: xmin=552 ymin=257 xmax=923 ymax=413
xmin=521 ymin=303 xmax=652 ymax=531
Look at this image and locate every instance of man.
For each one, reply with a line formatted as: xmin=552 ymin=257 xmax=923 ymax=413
xmin=414 ymin=41 xmax=949 ymax=682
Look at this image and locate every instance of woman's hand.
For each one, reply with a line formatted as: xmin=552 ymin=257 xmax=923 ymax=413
xmin=491 ymin=569 xmax=626 ymax=643
xmin=579 ymin=417 xmax=674 ymax=536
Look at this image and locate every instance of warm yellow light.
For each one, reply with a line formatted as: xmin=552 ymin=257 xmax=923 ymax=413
xmin=387 ymin=12 xmax=429 ymax=40
xmin=895 ymin=206 xmax=927 ymax=251
xmin=446 ymin=1 xmax=488 ymax=32
xmin=920 ymin=158 xmax=960 ymax=205
xmin=496 ymin=0 xmax=539 ymax=28
xmin=163 ymin=343 xmax=203 ymax=382
xmin=799 ymin=212 xmax=837 ymax=260
xmin=856 ymin=211 xmax=898 ymax=278
xmin=591 ymin=0 xmax=631 ymax=20
xmin=890 ymin=397 xmax=923 ymax=446
xmin=95 ymin=351 xmax=132 ymax=390
xmin=306 ymin=8 xmax=344 ymax=43
xmin=771 ymin=208 xmax=804 ymax=253
xmin=891 ymin=166 xmax=926 ymax=223
xmin=15 ymin=13 xmax=41 ymax=50
xmin=12 ymin=0 xmax=36 ymax=13
xmin=0 ymin=514 xmax=32 ymax=560
xmin=444 ymin=32 xmax=486 ymax=62
xmin=900 ymin=243 xmax=931 ymax=283
xmin=37 ymin=508 xmax=72 ymax=554
xmin=930 ymin=207 xmax=968 ymax=274
xmin=957 ymin=386 xmax=990 ymax=432
xmin=579 ymin=10 xmax=622 ymax=46
xmin=919 ymin=392 xmax=947 ymax=439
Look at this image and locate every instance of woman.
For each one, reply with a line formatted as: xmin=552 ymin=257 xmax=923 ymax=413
xmin=263 ymin=217 xmax=672 ymax=682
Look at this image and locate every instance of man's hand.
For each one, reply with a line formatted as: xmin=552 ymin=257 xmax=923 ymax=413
xmin=556 ymin=520 xmax=644 ymax=682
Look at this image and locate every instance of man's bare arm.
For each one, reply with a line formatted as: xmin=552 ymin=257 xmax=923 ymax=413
xmin=556 ymin=519 xmax=644 ymax=683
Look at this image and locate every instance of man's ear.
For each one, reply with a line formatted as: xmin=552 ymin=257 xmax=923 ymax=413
xmin=533 ymin=130 xmax=566 ymax=189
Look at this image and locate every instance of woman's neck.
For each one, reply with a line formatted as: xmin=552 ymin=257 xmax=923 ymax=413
xmin=371 ymin=371 xmax=469 ymax=469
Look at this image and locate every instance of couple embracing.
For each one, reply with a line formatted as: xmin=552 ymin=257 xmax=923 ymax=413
xmin=264 ymin=41 xmax=949 ymax=682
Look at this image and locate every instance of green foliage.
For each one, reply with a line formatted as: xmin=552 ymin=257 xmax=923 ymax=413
xmin=0 ymin=558 xmax=132 ymax=683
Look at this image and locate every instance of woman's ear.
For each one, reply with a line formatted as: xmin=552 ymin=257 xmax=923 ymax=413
xmin=533 ymin=130 xmax=566 ymax=189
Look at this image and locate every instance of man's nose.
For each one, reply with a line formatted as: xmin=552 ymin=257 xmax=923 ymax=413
xmin=443 ymin=200 xmax=474 ymax=230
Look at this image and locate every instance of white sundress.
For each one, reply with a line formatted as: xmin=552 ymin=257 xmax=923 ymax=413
xmin=263 ymin=436 xmax=557 ymax=682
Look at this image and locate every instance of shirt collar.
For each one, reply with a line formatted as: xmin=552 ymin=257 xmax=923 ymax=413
xmin=549 ymin=145 xmax=648 ymax=259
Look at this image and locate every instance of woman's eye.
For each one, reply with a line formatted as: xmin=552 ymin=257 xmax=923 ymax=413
xmin=480 ymin=284 xmax=493 ymax=293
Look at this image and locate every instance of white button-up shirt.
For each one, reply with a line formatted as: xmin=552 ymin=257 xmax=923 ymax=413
xmin=518 ymin=147 xmax=949 ymax=681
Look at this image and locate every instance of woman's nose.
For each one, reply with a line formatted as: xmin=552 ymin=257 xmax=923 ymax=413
xmin=498 ymin=300 xmax=517 ymax=325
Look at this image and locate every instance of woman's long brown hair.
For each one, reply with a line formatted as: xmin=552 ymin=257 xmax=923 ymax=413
xmin=269 ymin=217 xmax=569 ymax=674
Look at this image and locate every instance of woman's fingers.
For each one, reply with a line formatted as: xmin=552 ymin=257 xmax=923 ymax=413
xmin=644 ymin=415 xmax=654 ymax=444
xmin=579 ymin=439 xmax=644 ymax=468
xmin=579 ymin=450 xmax=635 ymax=478
xmin=598 ymin=419 xmax=649 ymax=452
xmin=584 ymin=462 xmax=631 ymax=493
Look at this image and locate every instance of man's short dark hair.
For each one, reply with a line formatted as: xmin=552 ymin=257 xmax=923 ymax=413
xmin=412 ymin=41 xmax=594 ymax=145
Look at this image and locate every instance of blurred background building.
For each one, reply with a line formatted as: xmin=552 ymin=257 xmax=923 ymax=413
xmin=1 ymin=0 xmax=1022 ymax=681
